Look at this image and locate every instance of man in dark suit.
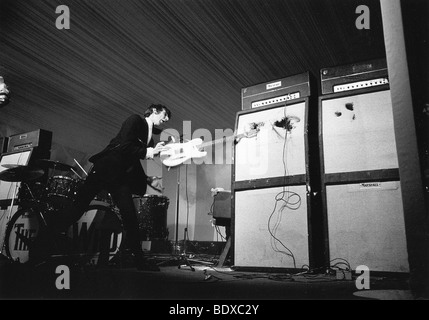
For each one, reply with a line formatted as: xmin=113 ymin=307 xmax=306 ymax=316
xmin=49 ymin=104 xmax=171 ymax=270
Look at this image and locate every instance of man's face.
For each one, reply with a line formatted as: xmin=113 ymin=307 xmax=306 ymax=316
xmin=0 ymin=83 xmax=10 ymax=108
xmin=154 ymin=110 xmax=169 ymax=126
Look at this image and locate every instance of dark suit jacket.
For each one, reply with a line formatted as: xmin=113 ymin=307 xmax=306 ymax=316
xmin=88 ymin=114 xmax=155 ymax=195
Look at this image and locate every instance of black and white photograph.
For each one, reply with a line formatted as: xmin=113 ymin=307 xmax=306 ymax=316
xmin=0 ymin=0 xmax=428 ymax=304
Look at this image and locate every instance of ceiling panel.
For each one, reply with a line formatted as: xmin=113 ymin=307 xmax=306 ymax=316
xmin=0 ymin=0 xmax=387 ymax=158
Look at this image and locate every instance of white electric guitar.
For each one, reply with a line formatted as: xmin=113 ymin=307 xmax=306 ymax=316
xmin=160 ymin=122 xmax=264 ymax=167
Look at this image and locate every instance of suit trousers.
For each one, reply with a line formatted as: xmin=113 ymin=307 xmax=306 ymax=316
xmin=54 ymin=166 xmax=143 ymax=256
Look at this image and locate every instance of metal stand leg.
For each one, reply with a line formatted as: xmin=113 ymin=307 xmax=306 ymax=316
xmin=178 ymin=227 xmax=194 ymax=271
xmin=217 ymin=237 xmax=231 ymax=267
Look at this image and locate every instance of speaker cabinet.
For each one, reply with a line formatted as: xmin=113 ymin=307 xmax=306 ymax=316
xmin=321 ymin=89 xmax=398 ymax=173
xmin=325 ymin=182 xmax=408 ymax=273
xmin=234 ymin=99 xmax=308 ymax=185
xmin=233 ymin=76 xmax=320 ymax=270
xmin=234 ymin=186 xmax=309 ymax=270
xmin=319 ymin=84 xmax=409 ymax=273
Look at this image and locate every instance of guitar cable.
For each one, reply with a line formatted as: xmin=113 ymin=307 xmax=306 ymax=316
xmin=267 ymin=103 xmax=302 ymax=269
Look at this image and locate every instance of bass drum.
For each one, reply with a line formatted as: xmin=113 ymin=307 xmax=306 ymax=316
xmin=4 ymin=208 xmax=41 ymax=264
xmin=67 ymin=204 xmax=123 ymax=265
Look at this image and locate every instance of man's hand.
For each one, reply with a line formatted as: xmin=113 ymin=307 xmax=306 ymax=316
xmin=147 ymin=176 xmax=164 ymax=193
xmin=153 ymin=141 xmax=167 ymax=156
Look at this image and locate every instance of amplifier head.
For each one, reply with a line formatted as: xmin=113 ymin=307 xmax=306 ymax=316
xmin=7 ymin=129 xmax=52 ymax=153
xmin=320 ymin=58 xmax=389 ymax=95
xmin=241 ymin=72 xmax=313 ymax=110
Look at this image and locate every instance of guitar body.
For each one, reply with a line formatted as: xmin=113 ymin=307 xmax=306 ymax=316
xmin=160 ymin=138 xmax=207 ymax=167
xmin=159 ymin=123 xmax=263 ymax=167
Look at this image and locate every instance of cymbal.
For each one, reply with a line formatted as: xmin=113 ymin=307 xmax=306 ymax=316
xmin=2 ymin=164 xmax=21 ymax=169
xmin=35 ymin=159 xmax=75 ymax=171
xmin=0 ymin=165 xmax=45 ymax=182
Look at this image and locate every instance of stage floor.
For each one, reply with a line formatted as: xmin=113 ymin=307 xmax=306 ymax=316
xmin=0 ymin=252 xmax=412 ymax=301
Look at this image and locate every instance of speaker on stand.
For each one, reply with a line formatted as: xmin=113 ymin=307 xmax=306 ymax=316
xmin=319 ymin=58 xmax=409 ymax=273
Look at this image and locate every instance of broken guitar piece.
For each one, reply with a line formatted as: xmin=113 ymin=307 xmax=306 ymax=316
xmin=273 ymin=115 xmax=301 ymax=133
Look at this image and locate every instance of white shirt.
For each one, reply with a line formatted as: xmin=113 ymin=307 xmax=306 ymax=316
xmin=145 ymin=117 xmax=154 ymax=159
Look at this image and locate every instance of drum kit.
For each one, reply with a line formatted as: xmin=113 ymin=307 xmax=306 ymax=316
xmin=0 ymin=159 xmax=122 ymax=265
xmin=0 ymin=159 xmax=171 ymax=266
xmin=0 ymin=159 xmax=82 ymax=209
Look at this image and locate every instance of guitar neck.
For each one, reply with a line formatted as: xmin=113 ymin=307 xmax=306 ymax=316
xmin=199 ymin=133 xmax=244 ymax=148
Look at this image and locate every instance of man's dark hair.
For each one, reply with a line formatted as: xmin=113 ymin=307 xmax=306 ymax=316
xmin=144 ymin=104 xmax=171 ymax=120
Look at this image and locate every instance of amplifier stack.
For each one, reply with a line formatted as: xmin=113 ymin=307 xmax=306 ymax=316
xmin=318 ymin=58 xmax=409 ymax=273
xmin=232 ymin=72 xmax=322 ymax=271
xmin=232 ymin=58 xmax=410 ymax=274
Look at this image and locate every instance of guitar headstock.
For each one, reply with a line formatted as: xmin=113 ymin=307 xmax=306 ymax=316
xmin=243 ymin=121 xmax=264 ymax=138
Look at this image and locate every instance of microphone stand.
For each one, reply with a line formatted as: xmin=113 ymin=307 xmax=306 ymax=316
xmin=156 ymin=163 xmax=194 ymax=271
xmin=173 ymin=164 xmax=194 ymax=271
xmin=157 ymin=135 xmax=214 ymax=270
